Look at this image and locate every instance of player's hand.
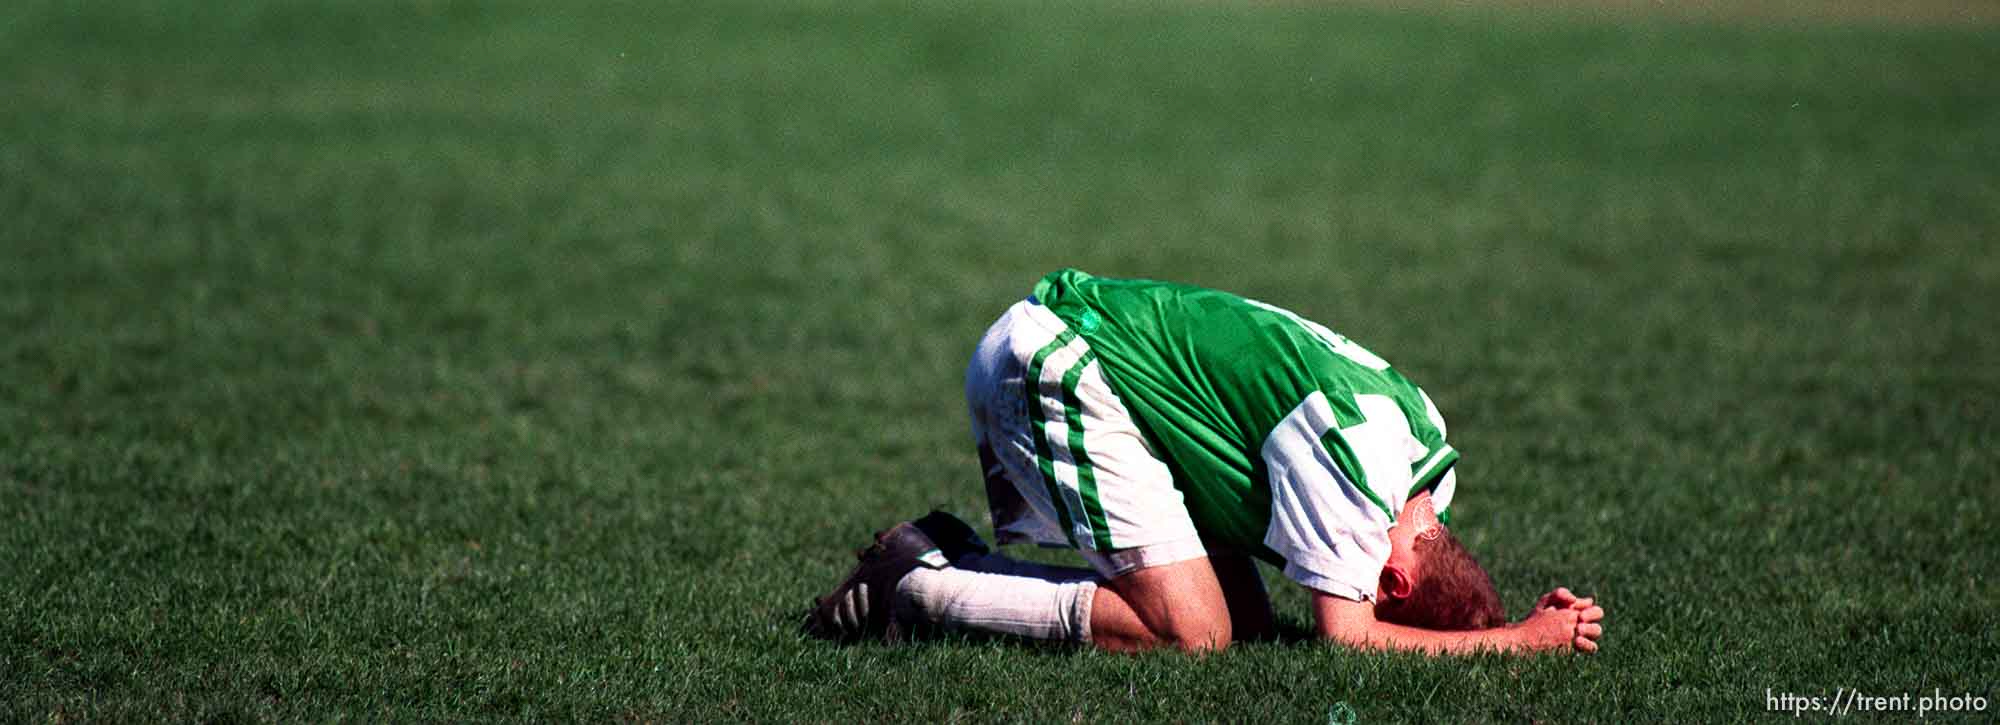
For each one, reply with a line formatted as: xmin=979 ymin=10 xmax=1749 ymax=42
xmin=1536 ymin=586 xmax=1593 ymax=611
xmin=1512 ymin=604 xmax=1580 ymax=651
xmin=1572 ymin=600 xmax=1605 ymax=653
xmin=1520 ymin=588 xmax=1606 ymax=653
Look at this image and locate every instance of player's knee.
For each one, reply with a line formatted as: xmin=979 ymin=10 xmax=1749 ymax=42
xmin=1154 ymin=615 xmax=1232 ymax=653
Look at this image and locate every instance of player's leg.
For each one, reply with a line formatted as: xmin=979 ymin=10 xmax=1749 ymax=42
xmin=894 ymin=566 xmax=1097 ymax=642
xmin=887 ymin=501 xmax=1237 ymax=652
xmin=892 ymin=536 xmax=1235 ymax=652
xmin=1087 ymin=556 xmax=1232 ymax=652
xmin=851 ymin=296 xmax=1230 ymax=651
xmin=807 ymin=514 xmax=1100 ymax=643
xmin=863 ymin=299 xmax=1106 ymax=644
xmin=963 ymin=295 xmax=1235 ymax=651
xmin=953 ymin=550 xmax=1099 ymax=582
xmin=942 ymin=443 xmax=1103 ymax=582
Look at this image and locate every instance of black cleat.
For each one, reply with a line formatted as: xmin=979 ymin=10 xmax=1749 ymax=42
xmin=911 ymin=510 xmax=990 ymax=564
xmin=805 ymin=521 xmax=949 ymax=643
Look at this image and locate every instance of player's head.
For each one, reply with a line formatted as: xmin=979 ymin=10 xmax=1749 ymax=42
xmin=1374 ymin=493 xmax=1506 ymax=631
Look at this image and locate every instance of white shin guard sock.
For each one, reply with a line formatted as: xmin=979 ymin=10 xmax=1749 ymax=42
xmin=896 ymin=567 xmax=1096 ymax=643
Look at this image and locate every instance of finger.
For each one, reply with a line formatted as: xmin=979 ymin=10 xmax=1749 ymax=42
xmin=1569 ymin=597 xmax=1594 ymax=611
xmin=1543 ymin=587 xmax=1573 ymax=607
xmin=1574 ymin=635 xmax=1598 ymax=653
xmin=1578 ymin=622 xmax=1602 ymax=638
xmin=1578 ymin=606 xmax=1604 ymax=623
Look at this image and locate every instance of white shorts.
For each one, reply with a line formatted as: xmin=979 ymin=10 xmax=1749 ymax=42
xmin=964 ymin=299 xmax=1206 ymax=579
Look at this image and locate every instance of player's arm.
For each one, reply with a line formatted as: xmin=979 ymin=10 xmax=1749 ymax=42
xmin=1310 ymin=589 xmax=1603 ymax=655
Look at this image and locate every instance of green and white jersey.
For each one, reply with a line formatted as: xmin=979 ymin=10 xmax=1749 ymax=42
xmin=1031 ymin=268 xmax=1459 ymax=599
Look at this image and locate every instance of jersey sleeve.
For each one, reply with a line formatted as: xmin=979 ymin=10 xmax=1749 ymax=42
xmin=1259 ymin=391 xmax=1395 ymax=601
xmin=1409 ymin=387 xmax=1460 ymax=522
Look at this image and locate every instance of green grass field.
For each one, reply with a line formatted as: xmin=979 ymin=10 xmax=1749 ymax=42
xmin=4 ymin=0 xmax=1997 ymax=720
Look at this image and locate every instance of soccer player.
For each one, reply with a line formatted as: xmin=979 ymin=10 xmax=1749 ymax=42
xmin=807 ymin=269 xmax=1605 ymax=654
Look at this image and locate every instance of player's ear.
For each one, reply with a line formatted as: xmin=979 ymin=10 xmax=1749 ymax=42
xmin=1379 ymin=565 xmax=1413 ymax=601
